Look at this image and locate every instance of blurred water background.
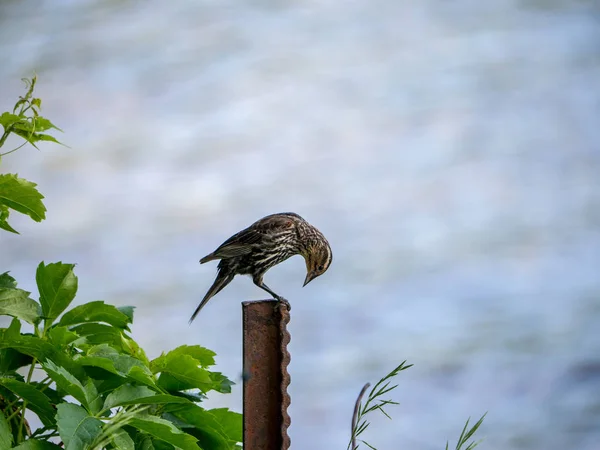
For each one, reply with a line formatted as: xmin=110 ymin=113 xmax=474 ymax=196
xmin=1 ymin=0 xmax=600 ymax=449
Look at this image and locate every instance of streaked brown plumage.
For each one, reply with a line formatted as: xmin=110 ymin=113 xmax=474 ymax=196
xmin=190 ymin=212 xmax=332 ymax=323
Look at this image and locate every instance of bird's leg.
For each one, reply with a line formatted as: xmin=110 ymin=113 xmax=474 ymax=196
xmin=273 ymin=297 xmax=291 ymax=312
xmin=253 ymin=277 xmax=291 ymax=311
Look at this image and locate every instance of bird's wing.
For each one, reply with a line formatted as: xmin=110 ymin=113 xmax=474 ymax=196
xmin=205 ymin=214 xmax=296 ymax=261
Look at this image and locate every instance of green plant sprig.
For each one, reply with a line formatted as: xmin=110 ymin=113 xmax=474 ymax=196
xmin=0 ymin=75 xmax=65 ymax=234
xmin=1 ymin=76 xmax=241 ymax=449
xmin=348 ymin=361 xmax=486 ymax=450
xmin=349 ymin=361 xmax=412 ymax=450
xmin=446 ymin=413 xmax=487 ymax=450
xmin=0 ymin=75 xmax=64 ymax=157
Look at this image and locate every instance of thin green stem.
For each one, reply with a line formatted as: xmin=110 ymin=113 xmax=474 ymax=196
xmin=1 ymin=80 xmax=39 ymax=154
xmin=0 ymin=140 xmax=28 ymax=157
xmin=17 ymin=358 xmax=38 ymax=441
xmin=91 ymin=405 xmax=148 ymax=449
xmin=4 ymin=374 xmax=52 ymax=421
xmin=0 ymin=126 xmax=13 ymax=149
xmin=37 ymin=376 xmax=51 ymax=389
xmin=5 ymin=408 xmax=21 ymax=422
xmin=3 ymin=394 xmax=24 ymax=415
xmin=42 ymin=319 xmax=49 ymax=339
xmin=29 ymin=423 xmax=59 ymax=440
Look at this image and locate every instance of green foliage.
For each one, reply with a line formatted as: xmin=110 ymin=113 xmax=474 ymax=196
xmin=348 ymin=362 xmax=486 ymax=450
xmin=445 ymin=414 xmax=487 ymax=450
xmin=0 ymin=76 xmax=63 ymax=153
xmin=1 ymin=78 xmax=242 ymax=449
xmin=0 ymin=266 xmax=242 ymax=449
xmin=0 ymin=75 xmax=63 ymax=234
xmin=348 ymin=361 xmax=411 ymax=450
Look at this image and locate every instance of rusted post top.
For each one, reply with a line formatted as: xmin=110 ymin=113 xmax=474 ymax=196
xmin=242 ymin=300 xmax=291 ymax=450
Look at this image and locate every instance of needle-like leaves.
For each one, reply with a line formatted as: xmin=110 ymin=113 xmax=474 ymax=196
xmin=348 ymin=362 xmax=486 ymax=450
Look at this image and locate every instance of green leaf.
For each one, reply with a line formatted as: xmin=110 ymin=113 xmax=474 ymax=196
xmin=29 ymin=383 xmax=63 ymax=405
xmin=119 ymin=395 xmax=192 ymax=408
xmin=9 ymin=126 xmax=64 ymax=148
xmin=0 ymin=204 xmax=19 ymax=234
xmin=134 ymin=433 xmax=155 ymax=450
xmin=0 ymin=408 xmax=12 ymax=449
xmin=0 ymin=220 xmax=18 ymax=234
xmin=69 ymin=323 xmax=124 ymax=347
xmin=48 ymin=326 xmax=79 ymax=348
xmin=0 ymin=348 xmax=31 ymax=375
xmin=208 ymin=371 xmax=235 ymax=394
xmin=0 ymin=318 xmax=32 ymax=375
xmin=0 ymin=283 xmax=40 ymax=324
xmin=168 ymin=391 xmax=205 ymax=403
xmin=59 ymin=301 xmax=132 ymax=330
xmin=207 ymin=408 xmax=242 ymax=443
xmin=42 ymin=361 xmax=90 ymax=410
xmin=155 ymin=354 xmax=213 ymax=392
xmin=4 ymin=316 xmax=21 ymax=338
xmin=36 ymin=133 xmax=62 ymax=144
xmin=83 ymin=379 xmax=102 ymax=414
xmin=0 ymin=112 xmax=22 ymax=130
xmin=0 ymin=378 xmax=55 ymax=427
xmin=152 ymin=440 xmax=176 ymax=450
xmin=0 ymin=273 xmax=17 ymax=289
xmin=151 ymin=346 xmax=216 ymax=373
xmin=77 ymin=355 xmax=122 ymax=377
xmin=118 ymin=306 xmax=135 ymax=322
xmin=56 ymin=403 xmax=102 ymax=450
xmin=171 ymin=405 xmax=233 ymax=449
xmin=0 ymin=174 xmax=46 ymax=222
xmin=10 ymin=128 xmax=63 ymax=148
xmin=128 ymin=415 xmax=198 ymax=450
xmin=127 ymin=366 xmax=157 ymax=388
xmin=111 ymin=429 xmax=135 ymax=450
xmin=12 ymin=98 xmax=27 ymax=114
xmin=104 ymin=385 xmax=156 ymax=409
xmin=79 ymin=345 xmax=155 ymax=387
xmin=453 ymin=413 xmax=487 ymax=450
xmin=0 ymin=333 xmax=74 ymax=371
xmin=120 ymin=336 xmax=149 ymax=365
xmin=93 ymin=375 xmax=128 ymax=398
xmin=36 ymin=262 xmax=77 ymax=323
xmin=12 ymin=440 xmax=63 ymax=449
xmin=11 ymin=120 xmax=35 ymax=133
xmin=32 ymin=117 xmax=62 ymax=133
xmin=151 ymin=346 xmax=218 ymax=393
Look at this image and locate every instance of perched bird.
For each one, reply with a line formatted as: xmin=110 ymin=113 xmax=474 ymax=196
xmin=190 ymin=212 xmax=332 ymax=323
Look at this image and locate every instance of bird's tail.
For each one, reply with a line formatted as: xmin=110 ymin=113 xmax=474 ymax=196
xmin=199 ymin=253 xmax=217 ymax=264
xmin=189 ymin=270 xmax=234 ymax=324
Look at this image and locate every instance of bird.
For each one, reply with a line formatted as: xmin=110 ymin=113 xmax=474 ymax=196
xmin=190 ymin=212 xmax=332 ymax=323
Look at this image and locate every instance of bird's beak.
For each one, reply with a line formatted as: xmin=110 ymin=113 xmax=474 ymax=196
xmin=303 ymin=271 xmax=316 ymax=287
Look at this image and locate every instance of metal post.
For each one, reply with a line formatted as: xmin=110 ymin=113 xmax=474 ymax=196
xmin=242 ymin=300 xmax=291 ymax=450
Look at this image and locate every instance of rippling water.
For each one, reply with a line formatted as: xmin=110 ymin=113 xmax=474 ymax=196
xmin=1 ymin=1 xmax=599 ymax=448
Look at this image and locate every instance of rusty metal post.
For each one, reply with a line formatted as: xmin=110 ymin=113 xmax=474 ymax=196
xmin=242 ymin=300 xmax=291 ymax=450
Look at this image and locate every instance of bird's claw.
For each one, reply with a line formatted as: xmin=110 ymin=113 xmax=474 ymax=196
xmin=273 ymin=297 xmax=291 ymax=312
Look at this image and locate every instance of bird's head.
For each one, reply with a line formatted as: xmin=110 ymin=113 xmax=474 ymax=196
xmin=302 ymin=238 xmax=332 ymax=287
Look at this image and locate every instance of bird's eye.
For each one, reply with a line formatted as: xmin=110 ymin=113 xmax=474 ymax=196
xmin=317 ymin=265 xmax=324 ymax=271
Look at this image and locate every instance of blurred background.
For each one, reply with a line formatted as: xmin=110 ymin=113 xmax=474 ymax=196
xmin=1 ymin=0 xmax=599 ymax=448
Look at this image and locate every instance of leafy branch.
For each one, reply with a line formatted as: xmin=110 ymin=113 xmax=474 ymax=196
xmin=0 ymin=264 xmax=242 ymax=449
xmin=0 ymin=75 xmax=64 ymax=234
xmin=0 ymin=75 xmax=63 ymax=156
xmin=1 ymin=76 xmax=241 ymax=449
